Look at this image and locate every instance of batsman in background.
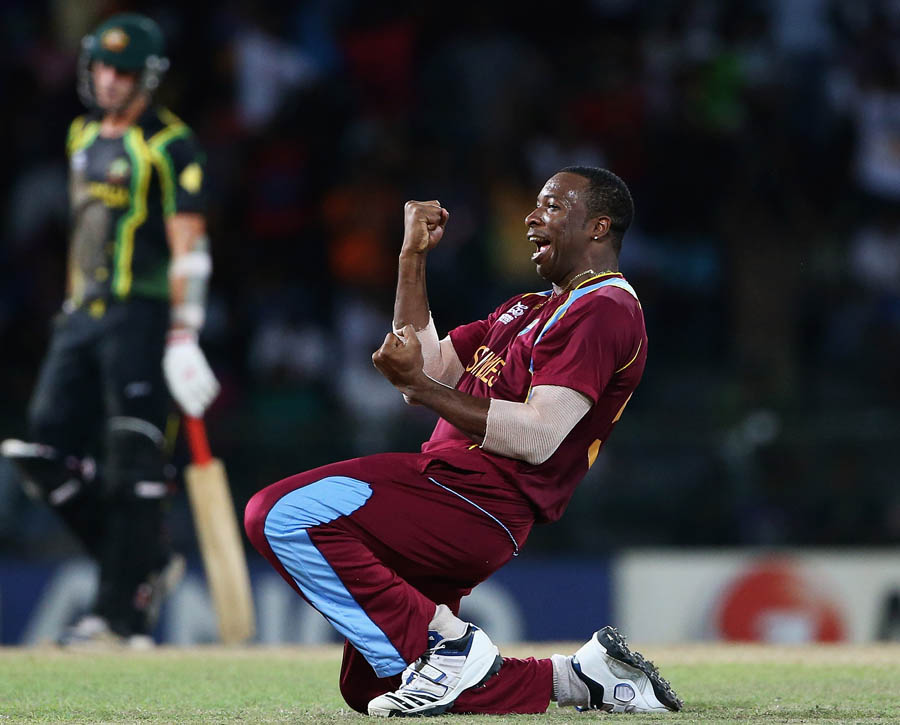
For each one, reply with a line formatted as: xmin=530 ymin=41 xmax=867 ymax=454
xmin=246 ymin=168 xmax=683 ymax=716
xmin=1 ymin=13 xmax=218 ymax=646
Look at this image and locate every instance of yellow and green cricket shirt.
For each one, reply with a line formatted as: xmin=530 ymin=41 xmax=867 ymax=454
xmin=65 ymin=106 xmax=206 ymax=308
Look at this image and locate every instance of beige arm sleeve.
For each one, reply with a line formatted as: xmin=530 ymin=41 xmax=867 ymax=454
xmin=395 ymin=314 xmax=464 ymax=387
xmin=482 ymin=385 xmax=592 ymax=465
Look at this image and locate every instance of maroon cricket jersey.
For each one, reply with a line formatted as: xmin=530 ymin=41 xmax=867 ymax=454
xmin=420 ymin=272 xmax=648 ymax=523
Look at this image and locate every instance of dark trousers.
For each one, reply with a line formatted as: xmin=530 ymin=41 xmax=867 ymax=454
xmin=27 ymin=297 xmax=173 ymax=635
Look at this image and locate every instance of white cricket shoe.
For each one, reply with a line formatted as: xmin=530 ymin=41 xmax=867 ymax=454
xmin=570 ymin=626 xmax=683 ymax=713
xmin=367 ymin=625 xmax=502 ymax=717
xmin=58 ymin=615 xmax=124 ymax=649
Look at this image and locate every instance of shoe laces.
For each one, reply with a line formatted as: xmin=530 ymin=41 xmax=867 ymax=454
xmin=399 ymin=629 xmax=467 ymax=692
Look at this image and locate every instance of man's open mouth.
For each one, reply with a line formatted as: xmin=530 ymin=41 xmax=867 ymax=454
xmin=529 ymin=235 xmax=550 ymax=262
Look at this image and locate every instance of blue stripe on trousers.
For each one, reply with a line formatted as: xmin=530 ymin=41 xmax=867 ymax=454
xmin=263 ymin=475 xmax=407 ymax=676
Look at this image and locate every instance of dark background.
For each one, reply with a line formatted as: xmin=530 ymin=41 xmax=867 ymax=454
xmin=1 ymin=0 xmax=898 ymax=561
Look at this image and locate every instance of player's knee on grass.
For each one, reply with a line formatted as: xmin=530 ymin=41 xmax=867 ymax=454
xmin=339 ymin=677 xmax=383 ymax=714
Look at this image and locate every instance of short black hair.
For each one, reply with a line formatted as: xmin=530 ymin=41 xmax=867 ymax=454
xmin=559 ymin=166 xmax=634 ymax=252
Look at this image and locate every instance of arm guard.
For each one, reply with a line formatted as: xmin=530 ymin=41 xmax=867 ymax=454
xmin=169 ymin=236 xmax=211 ymax=330
xmin=482 ymin=385 xmax=592 ymax=465
xmin=395 ymin=314 xmax=464 ymax=387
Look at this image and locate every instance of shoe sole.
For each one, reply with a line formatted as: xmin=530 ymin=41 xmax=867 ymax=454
xmin=596 ymin=626 xmax=683 ymax=712
xmin=370 ymin=652 xmax=503 ymax=717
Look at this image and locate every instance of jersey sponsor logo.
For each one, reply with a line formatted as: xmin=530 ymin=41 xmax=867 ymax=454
xmin=498 ymin=301 xmax=528 ymax=324
xmin=101 ymin=28 xmax=130 ymax=53
xmin=107 ymin=157 xmax=131 ymax=184
xmin=88 ymin=181 xmax=130 ymax=207
xmin=465 ymin=345 xmax=506 ymax=387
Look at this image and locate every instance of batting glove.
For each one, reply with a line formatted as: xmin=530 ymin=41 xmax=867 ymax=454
xmin=162 ymin=330 xmax=220 ymax=417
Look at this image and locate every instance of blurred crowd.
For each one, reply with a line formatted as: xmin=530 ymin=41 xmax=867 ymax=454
xmin=1 ymin=0 xmax=899 ymax=558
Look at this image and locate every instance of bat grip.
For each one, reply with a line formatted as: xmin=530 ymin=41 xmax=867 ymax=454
xmin=184 ymin=416 xmax=213 ymax=465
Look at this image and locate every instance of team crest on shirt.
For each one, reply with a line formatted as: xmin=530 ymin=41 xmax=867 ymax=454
xmin=106 ymin=157 xmax=131 ymax=184
xmin=498 ymin=301 xmax=528 ymax=324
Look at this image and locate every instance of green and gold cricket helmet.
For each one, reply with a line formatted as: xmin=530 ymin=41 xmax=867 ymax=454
xmin=84 ymin=13 xmax=166 ymax=70
xmin=78 ymin=13 xmax=169 ymax=105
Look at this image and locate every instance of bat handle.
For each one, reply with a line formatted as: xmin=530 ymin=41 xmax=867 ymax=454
xmin=184 ymin=416 xmax=213 ymax=465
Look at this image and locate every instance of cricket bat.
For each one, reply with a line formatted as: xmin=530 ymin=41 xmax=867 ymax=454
xmin=183 ymin=416 xmax=255 ymax=644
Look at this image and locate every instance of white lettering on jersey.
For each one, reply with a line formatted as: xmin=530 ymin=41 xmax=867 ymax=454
xmin=499 ymin=301 xmax=529 ymax=324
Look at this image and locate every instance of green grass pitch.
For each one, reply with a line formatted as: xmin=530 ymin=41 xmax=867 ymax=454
xmin=1 ymin=643 xmax=897 ymax=723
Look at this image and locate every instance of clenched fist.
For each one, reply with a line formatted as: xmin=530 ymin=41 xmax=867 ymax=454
xmin=372 ymin=324 xmax=424 ymax=390
xmin=402 ymin=200 xmax=449 ymax=255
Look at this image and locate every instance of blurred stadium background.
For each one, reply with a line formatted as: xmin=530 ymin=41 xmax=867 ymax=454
xmin=0 ymin=0 xmax=898 ymax=647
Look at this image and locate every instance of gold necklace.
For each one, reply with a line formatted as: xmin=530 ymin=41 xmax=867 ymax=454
xmin=553 ymin=271 xmax=591 ymax=297
xmin=557 ymin=268 xmax=617 ymax=295
xmin=563 ymin=269 xmax=597 ymax=290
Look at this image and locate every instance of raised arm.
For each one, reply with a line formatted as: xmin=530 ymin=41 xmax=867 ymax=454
xmin=393 ymin=200 xmax=447 ymax=331
xmin=393 ymin=201 xmax=464 ymax=387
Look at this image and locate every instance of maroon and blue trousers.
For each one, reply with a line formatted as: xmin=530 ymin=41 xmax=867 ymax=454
xmin=244 ymin=452 xmax=554 ymax=714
